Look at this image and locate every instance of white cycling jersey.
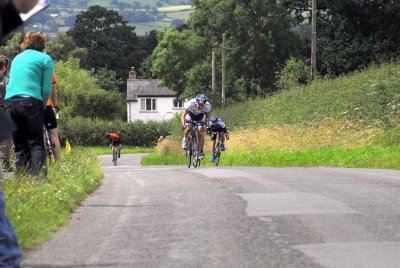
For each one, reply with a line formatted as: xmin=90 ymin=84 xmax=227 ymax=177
xmin=184 ymin=98 xmax=212 ymax=115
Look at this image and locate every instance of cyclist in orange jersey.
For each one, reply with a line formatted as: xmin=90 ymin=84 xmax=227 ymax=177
xmin=105 ymin=131 xmax=122 ymax=160
xmin=44 ymin=72 xmax=61 ymax=161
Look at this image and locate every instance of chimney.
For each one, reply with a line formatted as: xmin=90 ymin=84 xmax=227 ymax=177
xmin=129 ymin=67 xmax=137 ymax=79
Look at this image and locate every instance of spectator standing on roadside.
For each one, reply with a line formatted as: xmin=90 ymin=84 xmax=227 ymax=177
xmin=44 ymin=72 xmax=61 ymax=161
xmin=4 ymin=31 xmax=53 ymax=176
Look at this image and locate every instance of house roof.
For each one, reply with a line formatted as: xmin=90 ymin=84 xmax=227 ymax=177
xmin=127 ymin=79 xmax=176 ymax=101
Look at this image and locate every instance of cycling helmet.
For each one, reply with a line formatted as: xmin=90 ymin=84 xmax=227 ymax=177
xmin=195 ymin=94 xmax=208 ymax=103
xmin=210 ymin=114 xmax=218 ymax=123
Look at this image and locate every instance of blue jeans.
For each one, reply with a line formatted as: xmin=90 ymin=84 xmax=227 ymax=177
xmin=0 ymin=189 xmax=21 ymax=267
xmin=5 ymin=97 xmax=45 ymax=176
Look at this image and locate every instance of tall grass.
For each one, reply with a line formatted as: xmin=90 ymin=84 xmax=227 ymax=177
xmin=218 ymin=63 xmax=400 ymax=128
xmin=2 ymin=148 xmax=103 ymax=249
xmin=144 ymin=63 xmax=400 ymax=169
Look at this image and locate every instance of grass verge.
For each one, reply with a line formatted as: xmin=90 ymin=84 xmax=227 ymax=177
xmin=142 ymin=146 xmax=400 ymax=170
xmin=2 ymin=148 xmax=103 ymax=250
xmin=142 ymin=118 xmax=400 ymax=170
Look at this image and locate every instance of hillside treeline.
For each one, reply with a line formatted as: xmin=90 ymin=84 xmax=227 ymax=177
xmin=2 ymin=1 xmax=398 ymax=104
xmin=1 ymin=1 xmax=399 ymax=146
xmin=152 ymin=0 xmax=400 ymax=104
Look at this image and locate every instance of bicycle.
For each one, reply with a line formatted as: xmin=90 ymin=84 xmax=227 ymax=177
xmin=211 ymin=132 xmax=226 ymax=166
xmin=112 ymin=144 xmax=121 ymax=166
xmin=184 ymin=120 xmax=204 ymax=168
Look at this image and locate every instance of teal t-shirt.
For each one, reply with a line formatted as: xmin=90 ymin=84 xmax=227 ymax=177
xmin=5 ymin=49 xmax=53 ymax=106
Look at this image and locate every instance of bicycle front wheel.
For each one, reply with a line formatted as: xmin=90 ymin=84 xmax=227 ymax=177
xmin=185 ymin=136 xmax=192 ymax=168
xmin=191 ymin=133 xmax=199 ymax=168
xmin=214 ymin=141 xmax=221 ymax=166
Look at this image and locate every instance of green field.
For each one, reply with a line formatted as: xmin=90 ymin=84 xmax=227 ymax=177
xmin=45 ymin=1 xmax=192 ymax=35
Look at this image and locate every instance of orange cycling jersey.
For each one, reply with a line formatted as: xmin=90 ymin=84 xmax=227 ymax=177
xmin=46 ymin=72 xmax=57 ymax=107
xmin=110 ymin=133 xmax=120 ymax=141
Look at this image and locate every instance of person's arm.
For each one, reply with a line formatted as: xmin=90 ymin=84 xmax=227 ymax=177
xmin=50 ymin=74 xmax=58 ymax=108
xmin=41 ymin=56 xmax=53 ymax=106
xmin=205 ymin=112 xmax=211 ymax=127
xmin=181 ymin=110 xmax=187 ymax=128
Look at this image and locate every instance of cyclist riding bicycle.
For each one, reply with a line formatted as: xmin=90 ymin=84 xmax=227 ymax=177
xmin=105 ymin=131 xmax=122 ymax=160
xmin=207 ymin=114 xmax=229 ymax=162
xmin=181 ymin=94 xmax=211 ymax=159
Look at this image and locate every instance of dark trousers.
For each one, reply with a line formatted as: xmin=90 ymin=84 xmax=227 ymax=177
xmin=5 ymin=97 xmax=45 ymax=176
xmin=0 ymin=189 xmax=21 ymax=267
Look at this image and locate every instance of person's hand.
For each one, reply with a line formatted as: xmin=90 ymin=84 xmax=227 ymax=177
xmin=53 ymin=104 xmax=61 ymax=110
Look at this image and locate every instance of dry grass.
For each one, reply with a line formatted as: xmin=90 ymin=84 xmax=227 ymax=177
xmin=156 ymin=118 xmax=383 ymax=155
xmin=229 ymin=118 xmax=383 ymax=152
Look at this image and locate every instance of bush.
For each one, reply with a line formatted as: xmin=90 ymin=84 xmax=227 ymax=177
xmin=59 ymin=116 xmax=172 ymax=146
xmin=275 ymin=57 xmax=310 ymax=90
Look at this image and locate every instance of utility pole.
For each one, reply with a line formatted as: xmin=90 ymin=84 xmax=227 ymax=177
xmin=212 ymin=50 xmax=216 ymax=93
xmin=311 ymin=0 xmax=317 ymax=80
xmin=221 ymin=33 xmax=226 ymax=107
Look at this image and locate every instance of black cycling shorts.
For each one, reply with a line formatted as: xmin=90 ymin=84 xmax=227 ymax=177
xmin=44 ymin=106 xmax=57 ymax=130
xmin=111 ymin=140 xmax=121 ymax=147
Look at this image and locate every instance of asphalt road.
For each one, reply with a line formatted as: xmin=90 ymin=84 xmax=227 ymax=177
xmin=22 ymin=154 xmax=400 ymax=268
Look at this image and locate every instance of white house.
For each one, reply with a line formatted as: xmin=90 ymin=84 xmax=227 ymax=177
xmin=126 ymin=67 xmax=183 ymax=122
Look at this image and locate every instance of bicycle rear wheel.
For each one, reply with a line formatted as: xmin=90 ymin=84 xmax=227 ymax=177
xmin=43 ymin=128 xmax=53 ymax=164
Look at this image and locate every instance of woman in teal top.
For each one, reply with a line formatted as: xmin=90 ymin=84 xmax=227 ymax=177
xmin=4 ymin=31 xmax=54 ymax=177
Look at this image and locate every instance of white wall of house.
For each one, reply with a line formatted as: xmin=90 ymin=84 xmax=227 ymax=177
xmin=127 ymin=97 xmax=182 ymax=122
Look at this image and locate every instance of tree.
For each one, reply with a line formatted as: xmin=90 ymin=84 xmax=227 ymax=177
xmin=0 ymin=32 xmax=23 ymax=60
xmin=189 ymin=0 xmax=299 ymax=97
xmin=275 ymin=57 xmax=310 ymax=90
xmin=152 ymin=29 xmax=210 ymax=98
xmin=282 ymin=0 xmax=400 ymax=76
xmin=67 ymin=5 xmax=141 ymax=91
xmin=45 ymin=33 xmax=83 ymax=62
xmin=94 ymin=67 xmax=124 ymax=92
xmin=150 ymin=0 xmax=299 ymax=103
xmin=55 ymin=57 xmax=125 ymax=120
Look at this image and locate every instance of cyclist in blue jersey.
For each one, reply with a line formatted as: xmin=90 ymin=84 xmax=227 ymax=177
xmin=207 ymin=114 xmax=229 ymax=162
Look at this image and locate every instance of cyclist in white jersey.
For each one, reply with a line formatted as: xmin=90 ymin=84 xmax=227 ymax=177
xmin=181 ymin=94 xmax=211 ymax=159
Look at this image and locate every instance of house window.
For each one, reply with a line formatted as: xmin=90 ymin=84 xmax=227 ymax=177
xmin=173 ymin=99 xmax=183 ymax=108
xmin=141 ymin=98 xmax=157 ymax=111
